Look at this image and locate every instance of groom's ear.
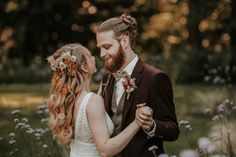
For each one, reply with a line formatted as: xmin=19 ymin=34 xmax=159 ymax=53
xmin=120 ymin=35 xmax=129 ymax=49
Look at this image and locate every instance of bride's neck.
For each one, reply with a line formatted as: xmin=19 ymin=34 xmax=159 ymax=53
xmin=82 ymin=77 xmax=91 ymax=92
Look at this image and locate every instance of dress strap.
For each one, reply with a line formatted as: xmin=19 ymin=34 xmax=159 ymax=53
xmin=74 ymin=92 xmax=94 ymax=136
xmin=80 ymin=92 xmax=94 ymax=111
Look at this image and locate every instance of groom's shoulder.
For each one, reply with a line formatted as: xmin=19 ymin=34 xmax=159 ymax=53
xmin=143 ymin=64 xmax=171 ymax=85
xmin=143 ymin=63 xmax=163 ymax=76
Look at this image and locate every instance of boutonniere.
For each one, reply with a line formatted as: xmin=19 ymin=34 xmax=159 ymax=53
xmin=122 ymin=73 xmax=137 ymax=99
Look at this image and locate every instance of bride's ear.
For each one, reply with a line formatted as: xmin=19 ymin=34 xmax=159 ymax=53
xmin=81 ymin=64 xmax=88 ymax=73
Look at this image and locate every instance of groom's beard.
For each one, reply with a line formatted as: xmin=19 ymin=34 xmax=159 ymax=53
xmin=105 ymin=45 xmax=125 ymax=73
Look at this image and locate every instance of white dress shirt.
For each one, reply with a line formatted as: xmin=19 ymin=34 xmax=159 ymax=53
xmin=114 ymin=55 xmax=139 ymax=105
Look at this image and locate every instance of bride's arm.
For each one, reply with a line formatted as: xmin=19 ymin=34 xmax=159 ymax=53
xmin=87 ymin=94 xmax=140 ymax=157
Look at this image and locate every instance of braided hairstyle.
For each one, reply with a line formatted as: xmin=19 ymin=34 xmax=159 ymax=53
xmin=97 ymin=14 xmax=138 ymax=49
xmin=47 ymin=43 xmax=90 ymax=144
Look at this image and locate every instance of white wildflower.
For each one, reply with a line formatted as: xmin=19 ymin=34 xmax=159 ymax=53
xmin=217 ymin=104 xmax=224 ymax=112
xmin=158 ymin=153 xmax=169 ymax=157
xmin=9 ymin=133 xmax=15 ymax=137
xmin=218 ymin=114 xmax=224 ymax=119
xmin=41 ymin=117 xmax=49 ymax=123
xmin=51 ymin=63 xmax=57 ymax=71
xmin=37 ymin=110 xmax=44 ymax=115
xmin=62 ymin=51 xmax=71 ymax=58
xmin=232 ymin=105 xmax=236 ymax=111
xmin=59 ymin=61 xmax=67 ymax=70
xmin=185 ymin=124 xmax=192 ymax=131
xmin=47 ymin=56 xmax=54 ymax=63
xmin=34 ymin=133 xmax=41 ymax=137
xmin=26 ymin=128 xmax=34 ymax=134
xmin=9 ymin=139 xmax=16 ymax=145
xmin=15 ymin=122 xmax=26 ymax=129
xmin=37 ymin=104 xmax=47 ymax=110
xmin=180 ymin=150 xmax=199 ymax=157
xmin=11 ymin=109 xmax=20 ymax=115
xmin=204 ymin=76 xmax=211 ymax=82
xmin=35 ymin=128 xmax=43 ymax=133
xmin=212 ymin=115 xmax=219 ymax=121
xmin=70 ymin=55 xmax=76 ymax=62
xmin=178 ymin=120 xmax=189 ymax=127
xmin=44 ymin=128 xmax=50 ymax=132
xmin=224 ymin=99 xmax=229 ymax=103
xmin=22 ymin=117 xmax=28 ymax=123
xmin=204 ymin=108 xmax=211 ymax=114
xmin=198 ymin=137 xmax=210 ymax=152
xmin=9 ymin=151 xmax=14 ymax=155
xmin=14 ymin=118 xmax=19 ymax=123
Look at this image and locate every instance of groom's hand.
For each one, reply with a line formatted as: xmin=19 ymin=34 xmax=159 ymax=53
xmin=136 ymin=104 xmax=154 ymax=131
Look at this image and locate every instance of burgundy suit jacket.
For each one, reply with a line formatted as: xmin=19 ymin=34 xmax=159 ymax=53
xmin=101 ymin=59 xmax=179 ymax=157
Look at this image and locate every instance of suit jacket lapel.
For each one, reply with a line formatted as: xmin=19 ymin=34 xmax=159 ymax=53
xmin=122 ymin=59 xmax=145 ymax=125
xmin=103 ymin=73 xmax=115 ymax=116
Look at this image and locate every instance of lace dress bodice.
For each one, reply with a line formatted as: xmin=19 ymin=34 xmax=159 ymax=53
xmin=70 ymin=92 xmax=114 ymax=157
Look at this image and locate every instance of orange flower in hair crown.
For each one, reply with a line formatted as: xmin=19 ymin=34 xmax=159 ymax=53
xmin=47 ymin=51 xmax=77 ymax=77
xmin=121 ymin=72 xmax=137 ymax=100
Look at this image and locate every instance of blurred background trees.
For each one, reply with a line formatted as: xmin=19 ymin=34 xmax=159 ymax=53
xmin=1 ymin=1 xmax=236 ymax=156
xmin=0 ymin=0 xmax=235 ymax=84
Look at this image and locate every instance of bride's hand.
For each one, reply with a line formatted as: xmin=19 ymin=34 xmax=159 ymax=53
xmin=135 ymin=104 xmax=154 ymax=131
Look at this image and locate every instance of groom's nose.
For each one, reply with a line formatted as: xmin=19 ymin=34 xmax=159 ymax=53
xmin=100 ymin=49 xmax=106 ymax=58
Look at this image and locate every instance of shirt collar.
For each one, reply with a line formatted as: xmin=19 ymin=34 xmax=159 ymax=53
xmin=112 ymin=55 xmax=139 ymax=80
xmin=123 ymin=55 xmax=138 ymax=76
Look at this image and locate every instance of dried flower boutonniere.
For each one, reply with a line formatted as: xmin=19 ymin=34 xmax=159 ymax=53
xmin=122 ymin=73 xmax=137 ymax=99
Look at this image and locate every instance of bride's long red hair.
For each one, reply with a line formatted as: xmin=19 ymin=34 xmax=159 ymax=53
xmin=47 ymin=43 xmax=89 ymax=144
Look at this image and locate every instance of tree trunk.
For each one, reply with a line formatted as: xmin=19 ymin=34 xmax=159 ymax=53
xmin=230 ymin=0 xmax=236 ymax=83
xmin=187 ymin=0 xmax=203 ymax=48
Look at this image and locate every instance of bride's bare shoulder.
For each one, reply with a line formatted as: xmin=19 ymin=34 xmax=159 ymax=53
xmin=87 ymin=93 xmax=105 ymax=110
xmin=90 ymin=93 xmax=104 ymax=103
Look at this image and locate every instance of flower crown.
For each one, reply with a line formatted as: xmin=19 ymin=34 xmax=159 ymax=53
xmin=47 ymin=51 xmax=77 ymax=77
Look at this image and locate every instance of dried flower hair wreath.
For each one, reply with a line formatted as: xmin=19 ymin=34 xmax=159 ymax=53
xmin=47 ymin=51 xmax=77 ymax=77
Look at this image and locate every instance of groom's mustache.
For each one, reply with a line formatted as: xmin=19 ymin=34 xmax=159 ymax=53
xmin=102 ymin=55 xmax=111 ymax=61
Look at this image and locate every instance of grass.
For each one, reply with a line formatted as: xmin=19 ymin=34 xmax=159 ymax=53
xmin=0 ymin=83 xmax=235 ymax=156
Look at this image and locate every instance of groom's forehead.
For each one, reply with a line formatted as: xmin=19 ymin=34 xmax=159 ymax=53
xmin=96 ymin=31 xmax=115 ymax=40
xmin=96 ymin=33 xmax=118 ymax=47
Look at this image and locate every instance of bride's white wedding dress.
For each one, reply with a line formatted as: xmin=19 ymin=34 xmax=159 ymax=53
xmin=70 ymin=92 xmax=114 ymax=157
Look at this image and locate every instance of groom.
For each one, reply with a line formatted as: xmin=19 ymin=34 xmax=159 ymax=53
xmin=96 ymin=14 xmax=179 ymax=156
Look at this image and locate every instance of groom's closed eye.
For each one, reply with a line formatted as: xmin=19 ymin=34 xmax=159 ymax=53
xmin=102 ymin=44 xmax=112 ymax=50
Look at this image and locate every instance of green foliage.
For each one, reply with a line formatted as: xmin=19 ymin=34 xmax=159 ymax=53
xmin=0 ymin=0 xmax=236 ymax=83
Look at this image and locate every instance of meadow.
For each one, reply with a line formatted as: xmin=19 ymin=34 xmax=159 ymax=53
xmin=0 ymin=83 xmax=235 ymax=157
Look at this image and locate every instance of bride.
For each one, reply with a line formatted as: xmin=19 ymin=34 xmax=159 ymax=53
xmin=47 ymin=43 xmax=148 ymax=157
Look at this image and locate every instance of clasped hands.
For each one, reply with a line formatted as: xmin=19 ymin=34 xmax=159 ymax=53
xmin=135 ymin=103 xmax=154 ymax=132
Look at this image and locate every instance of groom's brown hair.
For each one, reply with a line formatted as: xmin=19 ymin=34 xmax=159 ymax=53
xmin=97 ymin=14 xmax=138 ymax=49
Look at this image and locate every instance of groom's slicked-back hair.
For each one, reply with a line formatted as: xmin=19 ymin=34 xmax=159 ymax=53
xmin=97 ymin=14 xmax=138 ymax=49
